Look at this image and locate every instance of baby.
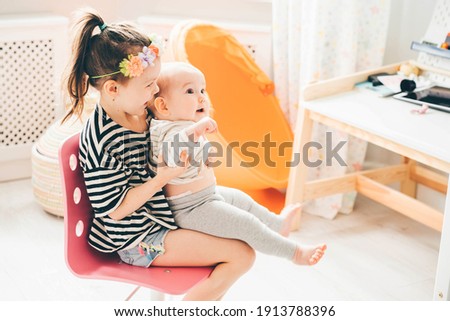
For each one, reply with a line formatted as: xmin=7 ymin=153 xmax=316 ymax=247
xmin=149 ymin=62 xmax=326 ymax=265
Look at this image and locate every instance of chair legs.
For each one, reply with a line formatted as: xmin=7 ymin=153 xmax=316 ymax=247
xmin=124 ymin=286 xmax=167 ymax=301
xmin=125 ymin=286 xmax=141 ymax=301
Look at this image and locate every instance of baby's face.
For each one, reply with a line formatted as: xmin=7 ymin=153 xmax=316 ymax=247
xmin=163 ymin=69 xmax=210 ymax=122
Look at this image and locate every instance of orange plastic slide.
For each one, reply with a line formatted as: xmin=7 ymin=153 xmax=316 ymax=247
xmin=168 ymin=21 xmax=293 ymax=192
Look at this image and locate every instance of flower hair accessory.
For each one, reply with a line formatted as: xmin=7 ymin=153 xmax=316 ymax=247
xmin=91 ymin=33 xmax=164 ymax=79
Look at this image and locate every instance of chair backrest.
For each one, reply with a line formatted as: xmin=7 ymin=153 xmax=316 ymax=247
xmin=59 ymin=132 xmax=109 ymax=276
xmin=58 ymin=132 xmax=213 ymax=295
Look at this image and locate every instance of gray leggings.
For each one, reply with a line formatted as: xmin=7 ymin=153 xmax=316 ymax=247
xmin=167 ymin=185 xmax=297 ymax=260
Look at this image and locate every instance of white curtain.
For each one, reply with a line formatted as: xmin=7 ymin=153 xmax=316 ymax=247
xmin=273 ymin=0 xmax=391 ymax=219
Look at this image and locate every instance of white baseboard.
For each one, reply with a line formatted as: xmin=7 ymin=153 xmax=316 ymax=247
xmin=0 ymin=159 xmax=31 ymax=182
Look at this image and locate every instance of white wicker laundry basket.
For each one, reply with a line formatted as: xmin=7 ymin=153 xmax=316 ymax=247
xmin=31 ymin=97 xmax=95 ymax=216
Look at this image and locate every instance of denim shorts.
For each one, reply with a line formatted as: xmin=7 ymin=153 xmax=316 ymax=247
xmin=117 ymin=227 xmax=170 ymax=267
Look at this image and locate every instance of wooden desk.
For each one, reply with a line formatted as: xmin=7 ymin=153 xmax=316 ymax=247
xmin=286 ymin=62 xmax=450 ymax=300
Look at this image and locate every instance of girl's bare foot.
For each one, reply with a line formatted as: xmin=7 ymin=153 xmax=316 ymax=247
xmin=293 ymin=244 xmax=327 ymax=265
xmin=279 ymin=203 xmax=302 ymax=237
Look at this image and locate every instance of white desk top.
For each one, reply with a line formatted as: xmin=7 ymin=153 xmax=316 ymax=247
xmin=304 ymin=88 xmax=450 ymax=163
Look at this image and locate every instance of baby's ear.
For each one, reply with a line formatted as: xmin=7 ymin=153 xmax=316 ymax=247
xmin=153 ymin=97 xmax=169 ymax=116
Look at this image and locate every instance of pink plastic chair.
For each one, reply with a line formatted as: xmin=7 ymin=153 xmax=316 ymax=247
xmin=59 ymin=132 xmax=213 ymax=300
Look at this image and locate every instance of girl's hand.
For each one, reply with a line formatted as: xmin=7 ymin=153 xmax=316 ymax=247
xmin=156 ymin=151 xmax=189 ymax=183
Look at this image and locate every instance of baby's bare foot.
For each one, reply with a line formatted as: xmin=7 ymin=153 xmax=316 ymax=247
xmin=293 ymin=244 xmax=327 ymax=265
xmin=279 ymin=203 xmax=302 ymax=237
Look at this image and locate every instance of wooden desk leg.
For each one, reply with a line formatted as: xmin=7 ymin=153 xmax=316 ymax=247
xmin=400 ymin=157 xmax=417 ymax=198
xmin=286 ymin=108 xmax=314 ymax=230
xmin=434 ymin=175 xmax=450 ymax=300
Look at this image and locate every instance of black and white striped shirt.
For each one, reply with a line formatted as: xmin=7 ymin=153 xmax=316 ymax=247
xmin=79 ymin=105 xmax=177 ymax=253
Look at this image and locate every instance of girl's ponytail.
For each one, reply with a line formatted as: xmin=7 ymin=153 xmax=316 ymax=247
xmin=63 ymin=9 xmax=104 ymax=123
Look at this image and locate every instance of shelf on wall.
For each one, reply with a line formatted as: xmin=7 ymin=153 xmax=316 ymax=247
xmin=411 ymin=41 xmax=450 ymax=60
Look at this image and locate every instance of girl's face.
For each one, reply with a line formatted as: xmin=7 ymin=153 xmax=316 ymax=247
xmin=117 ymin=58 xmax=161 ymax=116
xmin=162 ymin=68 xmax=210 ymax=122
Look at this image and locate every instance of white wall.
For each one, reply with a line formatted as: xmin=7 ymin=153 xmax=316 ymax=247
xmin=384 ymin=0 xmax=438 ymax=64
xmin=0 ymin=0 xmax=271 ymax=25
xmin=0 ymin=0 xmax=437 ymax=63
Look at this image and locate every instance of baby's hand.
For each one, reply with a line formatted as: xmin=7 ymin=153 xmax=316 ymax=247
xmin=194 ymin=117 xmax=218 ymax=137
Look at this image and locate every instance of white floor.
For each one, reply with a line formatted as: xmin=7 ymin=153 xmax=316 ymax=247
xmin=0 ymin=178 xmax=441 ymax=301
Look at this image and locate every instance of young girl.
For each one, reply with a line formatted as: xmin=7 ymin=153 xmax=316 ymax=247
xmin=149 ymin=62 xmax=326 ymax=266
xmin=63 ymin=8 xmax=256 ymax=301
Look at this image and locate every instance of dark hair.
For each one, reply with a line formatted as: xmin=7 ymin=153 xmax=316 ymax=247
xmin=62 ymin=8 xmax=151 ymax=123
